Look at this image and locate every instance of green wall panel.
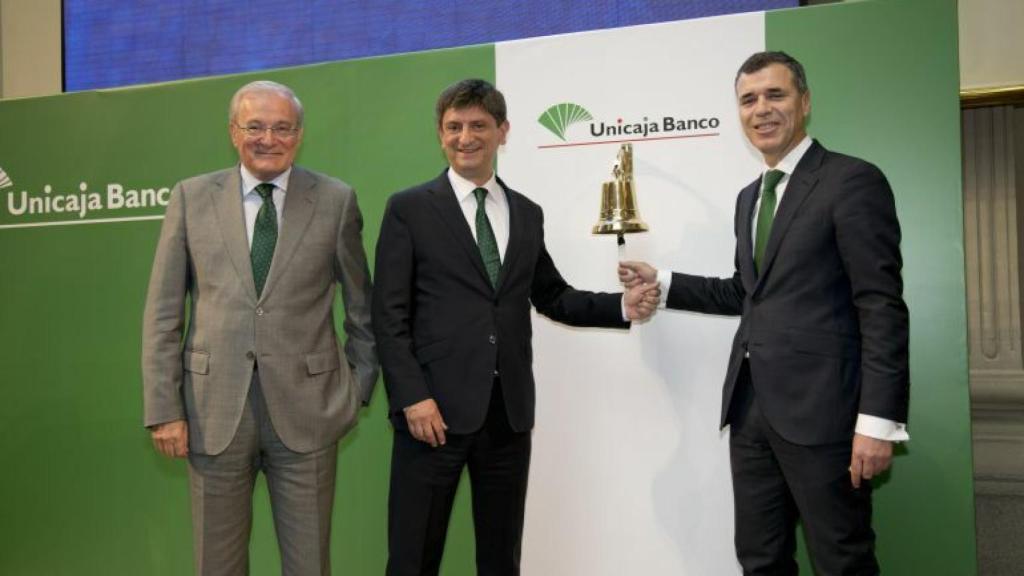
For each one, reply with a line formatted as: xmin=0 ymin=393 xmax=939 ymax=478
xmin=767 ymin=0 xmax=975 ymax=573
xmin=0 ymin=46 xmax=493 ymax=575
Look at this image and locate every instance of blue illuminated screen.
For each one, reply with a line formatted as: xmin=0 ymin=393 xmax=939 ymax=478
xmin=64 ymin=1 xmax=797 ymax=91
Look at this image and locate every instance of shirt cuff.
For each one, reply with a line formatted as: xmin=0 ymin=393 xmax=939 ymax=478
xmin=656 ymin=269 xmax=672 ymax=308
xmin=855 ymin=413 xmax=909 ymax=442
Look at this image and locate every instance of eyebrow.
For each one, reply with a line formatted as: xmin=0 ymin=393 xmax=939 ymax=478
xmin=738 ymin=86 xmax=788 ymax=100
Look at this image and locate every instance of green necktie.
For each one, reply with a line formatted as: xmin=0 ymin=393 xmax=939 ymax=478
xmin=473 ymin=187 xmax=501 ymax=288
xmin=753 ymin=169 xmax=785 ymax=273
xmin=251 ymin=182 xmax=278 ymax=297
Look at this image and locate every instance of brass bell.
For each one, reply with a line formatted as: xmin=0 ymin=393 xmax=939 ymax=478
xmin=592 ymin=143 xmax=649 ymax=241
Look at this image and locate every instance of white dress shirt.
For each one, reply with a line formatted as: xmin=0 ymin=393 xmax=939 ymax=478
xmin=447 ymin=168 xmax=635 ymax=321
xmin=447 ymin=167 xmax=509 ymax=259
xmin=240 ymin=164 xmax=290 ymax=248
xmin=655 ymin=136 xmax=908 ymax=442
xmin=750 ymin=136 xmax=813 ymax=247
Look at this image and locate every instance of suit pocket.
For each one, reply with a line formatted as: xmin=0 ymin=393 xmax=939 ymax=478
xmin=182 ymin=350 xmax=210 ymax=374
xmin=306 ymin=350 xmax=340 ymax=375
xmin=414 ymin=339 xmax=451 ymax=365
xmin=789 ymin=329 xmax=858 ymax=358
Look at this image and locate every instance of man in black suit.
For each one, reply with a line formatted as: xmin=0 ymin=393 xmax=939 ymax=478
xmin=373 ymin=78 xmax=659 ymax=576
xmin=620 ymin=52 xmax=909 ymax=575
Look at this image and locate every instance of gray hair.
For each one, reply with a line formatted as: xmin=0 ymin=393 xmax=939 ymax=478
xmin=228 ymin=80 xmax=305 ymax=127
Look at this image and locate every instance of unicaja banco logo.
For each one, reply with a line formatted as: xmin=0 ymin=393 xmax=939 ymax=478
xmin=0 ymin=162 xmax=172 ymax=228
xmin=537 ymin=103 xmax=594 ymax=141
xmin=536 ymin=101 xmax=721 ymax=149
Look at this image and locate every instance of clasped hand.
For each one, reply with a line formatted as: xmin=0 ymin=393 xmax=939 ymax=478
xmin=620 ymin=261 xmax=660 ymax=321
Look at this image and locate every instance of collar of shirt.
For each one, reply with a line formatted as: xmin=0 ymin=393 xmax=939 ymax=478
xmin=240 ymin=164 xmax=291 ymax=247
xmin=240 ymin=164 xmax=292 ymax=197
xmin=751 ymin=135 xmax=813 ymax=250
xmin=760 ymin=135 xmax=813 ymax=195
xmin=447 ymin=167 xmax=510 ymax=259
xmin=446 ymin=167 xmax=505 ymax=208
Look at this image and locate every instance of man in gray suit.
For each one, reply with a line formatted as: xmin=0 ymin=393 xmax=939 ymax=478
xmin=142 ymin=80 xmax=378 ymax=576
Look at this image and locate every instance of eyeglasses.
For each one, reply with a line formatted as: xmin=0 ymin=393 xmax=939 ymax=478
xmin=234 ymin=124 xmax=301 ymax=139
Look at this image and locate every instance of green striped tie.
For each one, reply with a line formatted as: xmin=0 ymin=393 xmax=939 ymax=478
xmin=473 ymin=187 xmax=501 ymax=288
xmin=251 ymin=182 xmax=278 ymax=296
xmin=753 ymin=169 xmax=785 ymax=273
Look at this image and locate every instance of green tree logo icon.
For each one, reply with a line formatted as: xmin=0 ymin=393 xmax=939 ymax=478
xmin=537 ymin=103 xmax=593 ymax=141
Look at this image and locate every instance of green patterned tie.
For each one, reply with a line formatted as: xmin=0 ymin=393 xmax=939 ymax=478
xmin=753 ymin=169 xmax=785 ymax=274
xmin=473 ymin=187 xmax=501 ymax=288
xmin=251 ymin=182 xmax=278 ymax=296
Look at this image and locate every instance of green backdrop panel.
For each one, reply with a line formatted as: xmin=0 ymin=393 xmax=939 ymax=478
xmin=767 ymin=0 xmax=975 ymax=573
xmin=0 ymin=46 xmax=492 ymax=575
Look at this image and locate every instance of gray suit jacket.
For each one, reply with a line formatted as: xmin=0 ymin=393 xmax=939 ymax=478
xmin=142 ymin=165 xmax=378 ymax=455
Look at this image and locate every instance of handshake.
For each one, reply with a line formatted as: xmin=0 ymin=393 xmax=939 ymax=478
xmin=619 ymin=260 xmax=660 ymax=321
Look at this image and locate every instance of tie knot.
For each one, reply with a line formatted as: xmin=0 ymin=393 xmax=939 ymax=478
xmin=255 ymin=182 xmax=275 ymax=201
xmin=762 ymin=170 xmax=785 ymax=194
xmin=473 ymin=187 xmax=488 ymax=205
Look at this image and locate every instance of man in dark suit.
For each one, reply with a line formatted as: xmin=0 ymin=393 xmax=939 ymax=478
xmin=143 ymin=80 xmax=377 ymax=575
xmin=620 ymin=52 xmax=909 ymax=575
xmin=373 ymin=78 xmax=659 ymax=576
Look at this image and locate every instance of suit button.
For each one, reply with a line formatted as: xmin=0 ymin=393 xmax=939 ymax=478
xmin=256 ymin=307 xmax=264 ymax=316
xmin=245 ymin=351 xmax=255 ymax=360
xmin=488 ymin=334 xmax=497 ymax=344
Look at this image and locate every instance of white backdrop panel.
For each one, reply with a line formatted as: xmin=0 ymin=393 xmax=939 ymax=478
xmin=497 ymin=12 xmax=764 ymax=575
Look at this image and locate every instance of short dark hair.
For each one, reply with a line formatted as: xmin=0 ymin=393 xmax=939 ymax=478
xmin=735 ymin=51 xmax=808 ymax=94
xmin=435 ymin=78 xmax=507 ymax=127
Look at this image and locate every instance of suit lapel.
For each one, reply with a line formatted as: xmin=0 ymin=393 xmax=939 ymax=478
xmin=496 ymin=177 xmax=523 ymax=294
xmin=212 ymin=167 xmax=258 ymax=302
xmin=736 ymin=180 xmax=759 ymax=294
xmin=260 ymin=167 xmax=317 ymax=302
xmin=427 ymin=172 xmax=493 ymax=290
xmin=753 ymin=141 xmax=825 ymax=293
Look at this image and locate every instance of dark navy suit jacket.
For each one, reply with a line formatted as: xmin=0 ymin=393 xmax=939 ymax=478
xmin=373 ymin=170 xmax=628 ymax=434
xmin=667 ymin=141 xmax=909 ymax=445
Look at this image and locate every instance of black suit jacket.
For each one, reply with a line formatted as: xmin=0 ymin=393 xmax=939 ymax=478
xmin=667 ymin=141 xmax=909 ymax=445
xmin=373 ymin=171 xmax=628 ymax=434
